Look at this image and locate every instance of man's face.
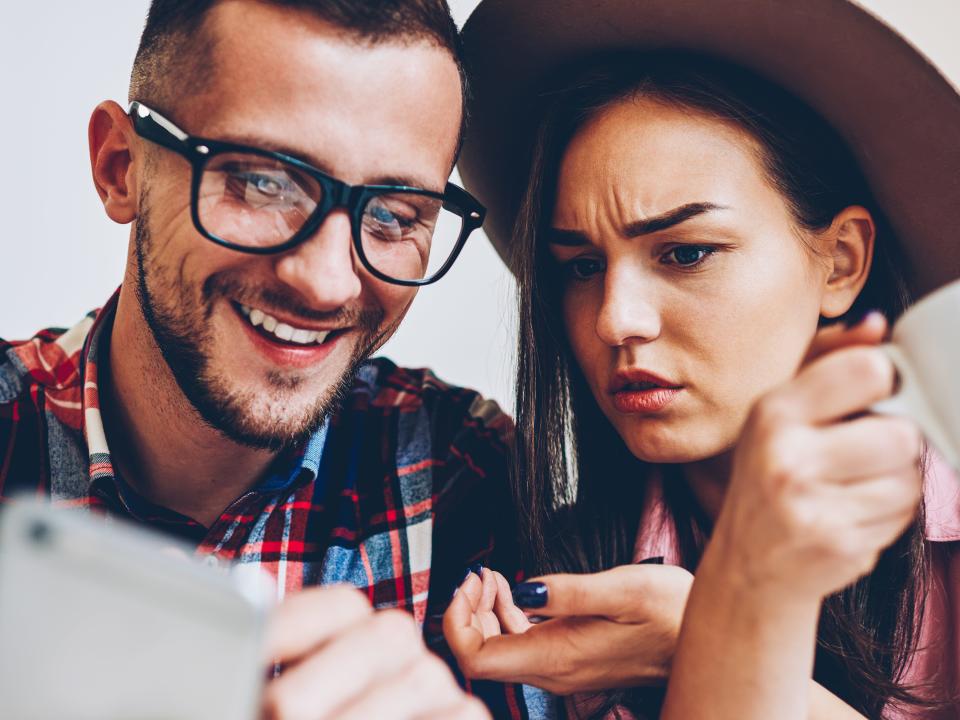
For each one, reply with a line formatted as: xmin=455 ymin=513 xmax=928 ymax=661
xmin=132 ymin=0 xmax=463 ymax=449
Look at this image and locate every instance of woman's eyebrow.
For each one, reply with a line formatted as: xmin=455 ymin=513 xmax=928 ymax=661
xmin=623 ymin=202 xmax=729 ymax=237
xmin=547 ymin=202 xmax=729 ymax=246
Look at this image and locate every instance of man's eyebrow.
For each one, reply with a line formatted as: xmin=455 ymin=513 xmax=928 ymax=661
xmin=216 ymin=134 xmax=444 ymax=192
xmin=546 ymin=202 xmax=729 ymax=246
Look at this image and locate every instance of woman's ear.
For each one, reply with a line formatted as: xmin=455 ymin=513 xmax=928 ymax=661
xmin=89 ymin=100 xmax=141 ymax=225
xmin=818 ymin=205 xmax=875 ymax=319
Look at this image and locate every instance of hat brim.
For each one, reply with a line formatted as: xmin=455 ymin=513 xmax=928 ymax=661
xmin=458 ymin=0 xmax=960 ymax=295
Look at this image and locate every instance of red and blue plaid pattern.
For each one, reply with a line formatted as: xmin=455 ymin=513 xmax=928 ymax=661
xmin=0 ymin=291 xmax=536 ymax=718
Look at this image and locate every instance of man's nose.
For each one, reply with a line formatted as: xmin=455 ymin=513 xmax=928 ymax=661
xmin=272 ymin=210 xmax=363 ymax=309
xmin=595 ymin=264 xmax=662 ymax=347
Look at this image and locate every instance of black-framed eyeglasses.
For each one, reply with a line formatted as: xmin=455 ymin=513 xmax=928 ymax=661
xmin=128 ymin=101 xmax=485 ymax=286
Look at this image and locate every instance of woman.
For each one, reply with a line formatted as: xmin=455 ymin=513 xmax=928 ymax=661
xmin=444 ymin=1 xmax=960 ymax=718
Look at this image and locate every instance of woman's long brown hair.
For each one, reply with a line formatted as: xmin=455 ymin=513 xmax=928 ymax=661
xmin=509 ymin=52 xmax=935 ymax=718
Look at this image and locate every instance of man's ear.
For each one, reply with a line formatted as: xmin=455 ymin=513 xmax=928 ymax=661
xmin=818 ymin=205 xmax=875 ymax=319
xmin=89 ymin=100 xmax=140 ymax=225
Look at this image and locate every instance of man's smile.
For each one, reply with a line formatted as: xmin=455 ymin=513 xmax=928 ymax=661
xmin=236 ymin=302 xmax=345 ymax=346
xmin=231 ymin=301 xmax=351 ymax=369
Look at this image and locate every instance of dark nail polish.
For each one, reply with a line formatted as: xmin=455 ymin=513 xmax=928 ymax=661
xmin=470 ymin=563 xmax=484 ymax=576
xmin=637 ymin=556 xmax=665 ymax=565
xmin=460 ymin=567 xmax=473 ymax=583
xmin=512 ymin=581 xmax=548 ymax=609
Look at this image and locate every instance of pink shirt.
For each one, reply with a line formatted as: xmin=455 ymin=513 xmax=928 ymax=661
xmin=632 ymin=457 xmax=960 ymax=719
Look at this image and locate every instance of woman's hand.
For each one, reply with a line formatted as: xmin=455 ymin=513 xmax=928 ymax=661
xmin=443 ymin=564 xmax=693 ymax=695
xmin=662 ymin=315 xmax=918 ymax=720
xmin=709 ymin=313 xmax=924 ymax=601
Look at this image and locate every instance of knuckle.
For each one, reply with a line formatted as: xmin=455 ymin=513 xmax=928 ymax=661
xmin=416 ymin=653 xmax=457 ymax=691
xmin=764 ymin=438 xmax=808 ymax=494
xmin=886 ymin=419 xmax=923 ymax=462
xmin=853 ymin=349 xmax=894 ymax=393
xmin=372 ymin=609 xmax=419 ymax=644
xmin=783 ymin=498 xmax=819 ymax=537
xmin=462 ymin=696 xmax=493 ymax=720
xmin=325 ymin=585 xmax=372 ymax=616
xmin=750 ymin=395 xmax=791 ymax=431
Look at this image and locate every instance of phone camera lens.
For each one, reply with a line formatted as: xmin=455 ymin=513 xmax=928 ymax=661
xmin=27 ymin=520 xmax=52 ymax=546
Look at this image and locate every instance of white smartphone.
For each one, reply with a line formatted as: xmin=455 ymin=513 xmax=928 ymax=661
xmin=0 ymin=500 xmax=272 ymax=720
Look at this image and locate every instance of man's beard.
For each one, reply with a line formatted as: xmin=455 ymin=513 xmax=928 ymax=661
xmin=133 ymin=206 xmax=386 ymax=451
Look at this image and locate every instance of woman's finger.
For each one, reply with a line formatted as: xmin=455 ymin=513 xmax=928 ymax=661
xmin=478 ymin=568 xmax=499 ymax=613
xmin=805 ymin=415 xmax=922 ymax=482
xmin=457 ymin=571 xmax=484 ymax=612
xmin=475 ymin=569 xmax=504 ymax=639
xmin=820 ymin=471 xmax=923 ymax=530
xmin=492 ymin=571 xmax=532 ymax=634
xmin=802 ymin=312 xmax=887 ymax=365
xmin=443 ymin=577 xmax=486 ymax=664
xmin=512 ymin=565 xmax=692 ymax=621
xmin=769 ymin=346 xmax=897 ymax=425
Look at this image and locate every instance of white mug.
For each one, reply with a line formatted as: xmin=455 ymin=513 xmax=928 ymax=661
xmin=872 ymin=278 xmax=960 ymax=469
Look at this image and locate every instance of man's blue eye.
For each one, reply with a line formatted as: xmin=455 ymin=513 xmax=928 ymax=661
xmin=234 ymin=172 xmax=287 ymax=197
xmin=369 ymin=205 xmax=396 ymax=224
xmin=254 ymin=176 xmax=282 ymax=195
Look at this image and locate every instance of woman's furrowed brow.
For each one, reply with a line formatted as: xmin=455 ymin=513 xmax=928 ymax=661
xmin=622 ymin=202 xmax=729 ymax=237
xmin=547 ymin=202 xmax=729 ymax=246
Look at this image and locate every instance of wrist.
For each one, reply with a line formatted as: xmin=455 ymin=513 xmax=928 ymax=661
xmin=696 ymin=539 xmax=822 ymax=620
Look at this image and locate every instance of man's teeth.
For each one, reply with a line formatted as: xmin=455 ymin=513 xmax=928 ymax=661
xmin=239 ymin=304 xmax=330 ymax=345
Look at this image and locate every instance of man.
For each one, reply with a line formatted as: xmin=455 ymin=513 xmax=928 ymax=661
xmin=0 ymin=0 xmax=520 ymax=717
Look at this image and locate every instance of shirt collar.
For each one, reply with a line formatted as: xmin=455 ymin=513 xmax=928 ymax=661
xmin=34 ymin=289 xmax=328 ymax=519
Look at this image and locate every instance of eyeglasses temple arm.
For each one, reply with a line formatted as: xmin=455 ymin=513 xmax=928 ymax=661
xmin=128 ymin=101 xmax=194 ymax=155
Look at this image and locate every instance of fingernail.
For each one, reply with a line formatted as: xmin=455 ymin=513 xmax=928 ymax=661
xmin=470 ymin=563 xmax=484 ymax=576
xmin=460 ymin=567 xmax=473 ymax=583
xmin=512 ymin=581 xmax=548 ymax=608
xmin=637 ymin=556 xmax=665 ymax=565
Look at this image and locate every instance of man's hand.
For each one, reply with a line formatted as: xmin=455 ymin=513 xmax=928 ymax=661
xmin=261 ymin=585 xmax=491 ymax=720
xmin=443 ymin=565 xmax=693 ymax=695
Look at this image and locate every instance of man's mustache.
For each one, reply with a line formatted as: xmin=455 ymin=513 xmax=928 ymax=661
xmin=201 ymin=272 xmax=382 ymax=329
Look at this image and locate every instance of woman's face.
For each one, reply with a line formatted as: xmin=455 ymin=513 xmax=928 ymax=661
xmin=550 ymin=99 xmax=833 ymax=463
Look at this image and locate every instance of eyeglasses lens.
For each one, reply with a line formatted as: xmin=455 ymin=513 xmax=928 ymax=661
xmin=360 ymin=193 xmax=464 ymax=282
xmin=198 ymin=152 xmax=322 ymax=249
xmin=197 ymin=152 xmax=465 ymax=282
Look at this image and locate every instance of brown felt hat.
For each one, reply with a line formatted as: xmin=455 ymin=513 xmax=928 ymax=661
xmin=457 ymin=0 xmax=960 ymax=295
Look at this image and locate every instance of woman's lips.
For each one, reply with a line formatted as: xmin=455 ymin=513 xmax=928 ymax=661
xmin=611 ymin=387 xmax=682 ymax=414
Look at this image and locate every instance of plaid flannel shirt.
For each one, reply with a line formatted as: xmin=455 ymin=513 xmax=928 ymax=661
xmin=0 ymin=290 xmax=550 ymax=719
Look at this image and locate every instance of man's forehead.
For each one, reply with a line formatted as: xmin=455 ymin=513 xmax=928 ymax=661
xmin=184 ymin=0 xmax=463 ymax=187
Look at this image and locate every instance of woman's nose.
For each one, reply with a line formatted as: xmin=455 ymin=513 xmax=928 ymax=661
xmin=595 ymin=266 xmax=662 ymax=347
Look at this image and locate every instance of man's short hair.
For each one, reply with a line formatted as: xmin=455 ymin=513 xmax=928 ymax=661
xmin=129 ymin=0 xmax=465 ymax=122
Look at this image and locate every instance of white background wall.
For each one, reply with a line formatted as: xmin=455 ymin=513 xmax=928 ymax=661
xmin=1 ymin=0 xmax=957 ymax=412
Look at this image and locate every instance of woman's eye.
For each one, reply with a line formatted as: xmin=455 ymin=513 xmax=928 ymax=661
xmin=661 ymin=245 xmax=715 ymax=267
xmin=565 ymin=257 xmax=605 ymax=280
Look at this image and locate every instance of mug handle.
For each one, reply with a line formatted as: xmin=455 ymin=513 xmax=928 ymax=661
xmin=871 ymin=344 xmax=957 ymax=468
